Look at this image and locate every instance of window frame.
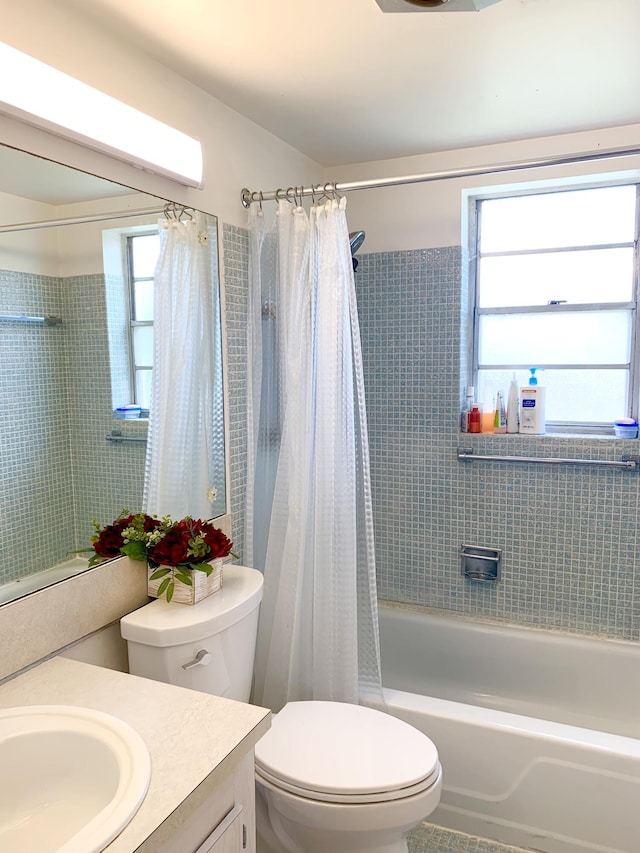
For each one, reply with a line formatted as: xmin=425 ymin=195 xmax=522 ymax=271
xmin=468 ymin=181 xmax=640 ymax=434
xmin=123 ymin=229 xmax=158 ymax=415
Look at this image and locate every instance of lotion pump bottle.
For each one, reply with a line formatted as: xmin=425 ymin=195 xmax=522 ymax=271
xmin=520 ymin=368 xmax=546 ymax=434
xmin=506 ymin=374 xmax=519 ymax=433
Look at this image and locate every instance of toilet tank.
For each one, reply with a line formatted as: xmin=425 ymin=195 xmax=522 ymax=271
xmin=120 ymin=564 xmax=263 ymax=702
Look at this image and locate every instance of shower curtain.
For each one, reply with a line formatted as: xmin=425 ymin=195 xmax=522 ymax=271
xmin=247 ymin=197 xmax=383 ymax=712
xmin=143 ymin=211 xmax=221 ymax=520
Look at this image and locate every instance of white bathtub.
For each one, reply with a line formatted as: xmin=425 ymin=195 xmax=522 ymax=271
xmin=378 ymin=603 xmax=640 ymax=853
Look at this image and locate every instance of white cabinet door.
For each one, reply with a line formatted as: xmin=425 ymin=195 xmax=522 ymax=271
xmin=194 ymin=804 xmax=244 ymax=853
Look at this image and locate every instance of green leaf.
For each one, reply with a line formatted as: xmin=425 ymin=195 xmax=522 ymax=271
xmin=157 ymin=577 xmax=170 ymax=597
xmin=121 ymin=540 xmax=147 ymax=561
xmin=192 ymin=562 xmax=212 ymax=575
xmin=175 ymin=571 xmax=193 ymax=586
xmin=149 ymin=568 xmax=171 ymax=581
xmin=166 ymin=581 xmax=175 ymax=603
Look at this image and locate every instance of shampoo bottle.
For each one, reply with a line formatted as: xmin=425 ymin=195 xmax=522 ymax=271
xmin=506 ymin=374 xmax=519 ymax=433
xmin=519 ymin=368 xmax=546 ymax=435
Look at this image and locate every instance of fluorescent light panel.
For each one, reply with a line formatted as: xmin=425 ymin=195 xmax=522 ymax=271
xmin=0 ymin=42 xmax=203 ymax=188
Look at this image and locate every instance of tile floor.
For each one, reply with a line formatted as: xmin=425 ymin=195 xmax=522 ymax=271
xmin=408 ymin=823 xmax=533 ymax=853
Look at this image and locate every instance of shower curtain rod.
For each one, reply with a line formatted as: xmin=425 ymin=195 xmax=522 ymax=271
xmin=240 ymin=143 xmax=640 ymax=208
xmin=0 ymin=205 xmax=165 ymax=234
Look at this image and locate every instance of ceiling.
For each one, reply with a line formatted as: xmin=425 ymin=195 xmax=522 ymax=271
xmin=0 ymin=145 xmax=134 ymax=205
xmin=56 ymin=0 xmax=640 ymax=168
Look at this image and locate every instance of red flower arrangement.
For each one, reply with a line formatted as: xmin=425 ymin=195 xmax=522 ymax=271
xmin=90 ymin=512 xmax=235 ymax=602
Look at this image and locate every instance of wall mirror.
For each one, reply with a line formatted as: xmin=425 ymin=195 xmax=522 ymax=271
xmin=0 ymin=144 xmax=227 ymax=605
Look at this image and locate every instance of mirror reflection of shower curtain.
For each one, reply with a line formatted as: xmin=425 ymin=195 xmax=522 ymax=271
xmin=143 ymin=211 xmax=223 ymax=520
xmin=246 ymin=198 xmax=384 ymax=712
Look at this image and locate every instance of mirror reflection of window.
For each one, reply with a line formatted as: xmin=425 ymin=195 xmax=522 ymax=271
xmin=126 ymin=231 xmax=160 ymax=413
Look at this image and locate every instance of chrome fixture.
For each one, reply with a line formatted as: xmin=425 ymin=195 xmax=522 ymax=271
xmin=349 ymin=230 xmax=366 ymax=256
xmin=461 ymin=545 xmax=502 ymax=582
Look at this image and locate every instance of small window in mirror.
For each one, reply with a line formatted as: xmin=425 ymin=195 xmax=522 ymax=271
xmin=125 ymin=231 xmax=160 ymax=413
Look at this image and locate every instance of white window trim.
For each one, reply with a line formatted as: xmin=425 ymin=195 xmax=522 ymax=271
xmin=465 ymin=180 xmax=640 ymax=435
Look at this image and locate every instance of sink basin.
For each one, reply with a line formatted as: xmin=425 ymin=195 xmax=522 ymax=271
xmin=0 ymin=705 xmax=151 ymax=853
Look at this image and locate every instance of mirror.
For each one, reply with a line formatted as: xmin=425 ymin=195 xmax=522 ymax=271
xmin=0 ymin=145 xmax=227 ymax=605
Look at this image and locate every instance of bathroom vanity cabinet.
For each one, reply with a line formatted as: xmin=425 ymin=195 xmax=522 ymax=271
xmin=0 ymin=657 xmax=270 ymax=853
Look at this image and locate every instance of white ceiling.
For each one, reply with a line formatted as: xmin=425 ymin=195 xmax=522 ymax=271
xmin=57 ymin=0 xmax=640 ymax=167
xmin=0 ymin=145 xmax=134 ymax=205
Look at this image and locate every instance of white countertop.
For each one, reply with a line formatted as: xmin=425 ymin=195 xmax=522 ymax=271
xmin=0 ymin=657 xmax=271 ymax=852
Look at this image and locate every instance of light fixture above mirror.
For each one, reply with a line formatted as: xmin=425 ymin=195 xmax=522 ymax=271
xmin=0 ymin=42 xmax=204 ymax=188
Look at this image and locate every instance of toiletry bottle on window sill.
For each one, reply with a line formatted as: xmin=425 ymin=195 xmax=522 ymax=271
xmin=468 ymin=405 xmax=481 ymax=433
xmin=520 ymin=368 xmax=546 ymax=434
xmin=493 ymin=391 xmax=507 ymax=433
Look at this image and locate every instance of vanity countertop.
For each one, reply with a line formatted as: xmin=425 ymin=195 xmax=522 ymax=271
xmin=0 ymin=656 xmax=271 ymax=852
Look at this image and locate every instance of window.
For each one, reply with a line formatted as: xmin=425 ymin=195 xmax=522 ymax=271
xmin=471 ymin=183 xmax=639 ymax=430
xmin=125 ymin=231 xmax=160 ymax=412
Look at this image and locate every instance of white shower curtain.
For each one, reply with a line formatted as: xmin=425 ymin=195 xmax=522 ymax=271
xmin=143 ymin=211 xmax=220 ymax=520
xmin=247 ymin=197 xmax=383 ymax=712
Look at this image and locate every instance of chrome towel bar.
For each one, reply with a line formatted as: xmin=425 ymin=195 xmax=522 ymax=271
xmin=457 ymin=447 xmax=638 ymax=471
xmin=0 ymin=314 xmax=62 ymax=325
xmin=106 ymin=431 xmax=147 ymax=444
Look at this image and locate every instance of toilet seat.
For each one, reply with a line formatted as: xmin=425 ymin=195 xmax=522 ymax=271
xmin=255 ymin=701 xmax=440 ymax=805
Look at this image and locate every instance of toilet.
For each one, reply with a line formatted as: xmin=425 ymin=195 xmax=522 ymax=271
xmin=255 ymin=700 xmax=441 ymax=853
xmin=120 ymin=564 xmax=441 ymax=853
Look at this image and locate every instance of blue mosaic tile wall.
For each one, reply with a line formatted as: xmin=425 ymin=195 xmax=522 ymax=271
xmin=0 ymin=269 xmax=145 ymax=584
xmin=222 ymin=223 xmax=249 ymax=560
xmin=355 ymin=248 xmax=640 ymax=640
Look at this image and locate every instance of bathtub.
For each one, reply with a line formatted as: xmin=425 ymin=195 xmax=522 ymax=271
xmin=378 ymin=603 xmax=640 ymax=853
xmin=0 ymin=556 xmax=89 ymax=605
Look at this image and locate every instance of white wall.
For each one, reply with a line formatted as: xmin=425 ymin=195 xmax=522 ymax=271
xmin=328 ymin=124 xmax=640 ymax=253
xmin=0 ymin=191 xmax=60 ymax=275
xmin=0 ymin=0 xmax=323 ymax=227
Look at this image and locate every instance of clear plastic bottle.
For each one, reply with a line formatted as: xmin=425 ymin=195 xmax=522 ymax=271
xmin=506 ymin=374 xmax=519 ymax=433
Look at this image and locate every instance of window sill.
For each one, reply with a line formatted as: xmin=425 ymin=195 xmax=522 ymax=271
xmin=459 ymin=431 xmax=640 ymax=446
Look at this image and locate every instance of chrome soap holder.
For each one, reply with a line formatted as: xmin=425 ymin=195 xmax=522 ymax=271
xmin=461 ymin=544 xmax=502 ymax=582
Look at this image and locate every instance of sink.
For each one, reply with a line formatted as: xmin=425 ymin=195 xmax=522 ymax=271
xmin=0 ymin=705 xmax=151 ymax=853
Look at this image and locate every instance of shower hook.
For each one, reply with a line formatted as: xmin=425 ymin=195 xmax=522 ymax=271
xmin=259 ymin=191 xmax=264 ymax=211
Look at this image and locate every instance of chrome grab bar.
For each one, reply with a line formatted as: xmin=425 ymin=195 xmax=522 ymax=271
xmin=458 ymin=448 xmax=638 ymax=470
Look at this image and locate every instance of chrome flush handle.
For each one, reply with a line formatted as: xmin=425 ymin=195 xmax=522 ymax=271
xmin=182 ymin=649 xmax=212 ymax=670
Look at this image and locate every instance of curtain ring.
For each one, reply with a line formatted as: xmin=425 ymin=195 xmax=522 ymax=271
xmin=275 ymin=188 xmax=285 ymax=202
xmin=285 ymin=187 xmax=295 ymax=204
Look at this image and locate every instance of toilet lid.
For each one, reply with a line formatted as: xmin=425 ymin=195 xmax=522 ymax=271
xmin=254 ymin=701 xmax=439 ymax=803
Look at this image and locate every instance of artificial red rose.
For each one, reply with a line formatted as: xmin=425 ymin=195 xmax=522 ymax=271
xmin=147 ymin=523 xmax=191 ymax=566
xmin=93 ymin=524 xmax=126 ymax=557
xmin=203 ymin=525 xmax=233 ymax=559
